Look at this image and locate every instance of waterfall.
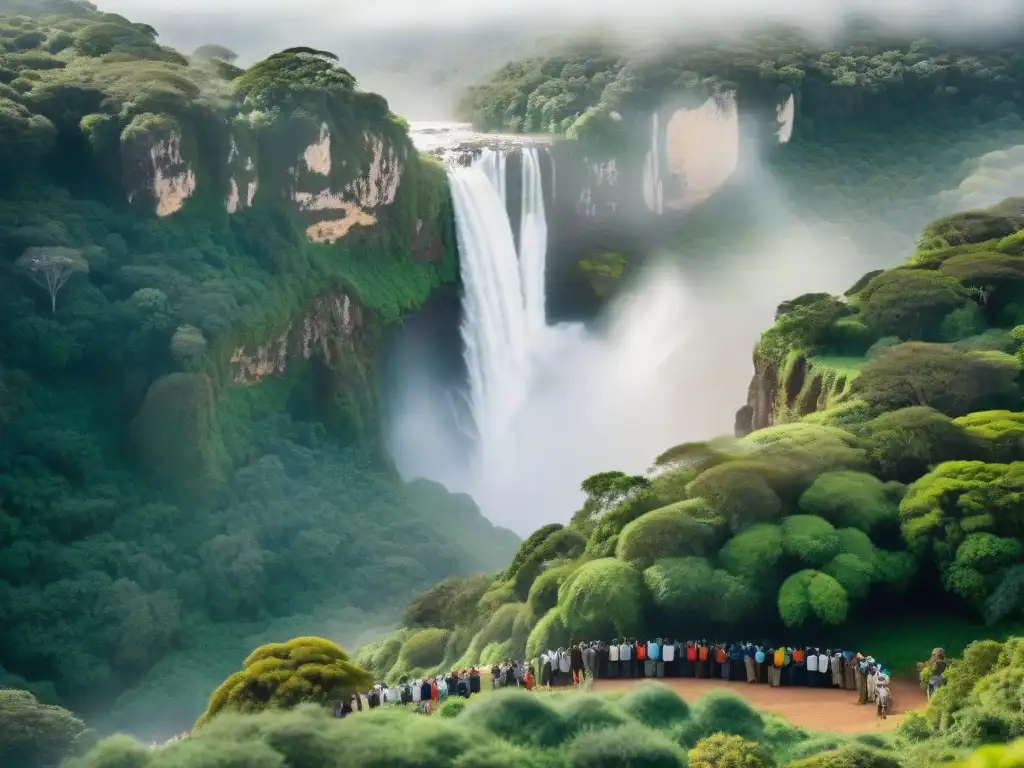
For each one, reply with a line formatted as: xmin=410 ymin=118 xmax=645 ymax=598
xmin=519 ymin=146 xmax=548 ymax=339
xmin=642 ymin=112 xmax=664 ymax=214
xmin=446 ymin=145 xmax=551 ymax=485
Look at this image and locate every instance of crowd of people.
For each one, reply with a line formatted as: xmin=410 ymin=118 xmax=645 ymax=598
xmin=534 ymin=638 xmax=898 ymax=715
xmin=337 ymin=666 xmax=497 ymax=716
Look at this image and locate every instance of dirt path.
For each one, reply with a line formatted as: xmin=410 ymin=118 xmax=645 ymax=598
xmin=592 ymin=677 xmax=926 ymax=734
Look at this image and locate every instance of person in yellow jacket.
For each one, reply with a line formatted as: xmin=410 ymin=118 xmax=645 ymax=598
xmin=771 ymin=647 xmax=785 ymax=687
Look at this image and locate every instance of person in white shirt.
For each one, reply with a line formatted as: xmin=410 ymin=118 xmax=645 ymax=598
xmin=608 ymin=639 xmax=620 ymax=678
xmin=875 ymin=672 xmax=891 ymax=718
xmin=807 ymin=648 xmax=819 ymax=684
xmin=619 ymin=641 xmax=632 ymax=678
xmin=662 ymin=639 xmax=675 ymax=678
xmin=817 ymin=652 xmax=829 ymax=686
xmin=411 ymin=680 xmax=421 ymax=702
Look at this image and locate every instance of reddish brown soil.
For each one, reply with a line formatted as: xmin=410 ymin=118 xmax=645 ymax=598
xmin=592 ymin=676 xmax=927 ymax=734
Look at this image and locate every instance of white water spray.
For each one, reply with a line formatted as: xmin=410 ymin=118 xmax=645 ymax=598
xmin=643 ymin=112 xmax=664 ymax=214
xmin=519 ymin=146 xmax=548 ymax=339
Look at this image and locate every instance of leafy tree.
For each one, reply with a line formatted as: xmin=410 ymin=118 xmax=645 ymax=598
xmin=856 ymin=269 xmax=970 ymax=341
xmin=615 ymin=499 xmax=721 ymax=569
xmin=0 ymin=689 xmax=89 ymax=768
xmin=234 ymin=48 xmax=357 ymax=113
xmin=558 ymin=558 xmax=647 ymax=640
xmin=852 ymin=343 xmax=1021 ymax=417
xmin=15 ymin=246 xmax=88 ymax=313
xmin=191 ymin=44 xmax=237 ymax=63
xmin=799 ymin=470 xmax=898 ymax=533
xmin=195 ymin=637 xmax=372 ymax=727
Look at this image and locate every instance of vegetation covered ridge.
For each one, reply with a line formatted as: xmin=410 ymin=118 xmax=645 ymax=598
xmin=0 ymin=0 xmax=518 ymax=727
xmin=45 ymin=633 xmax=1024 ymax=768
xmin=457 ymin=20 xmax=1024 ymax=143
xmin=365 ymin=199 xmax=1024 ymax=691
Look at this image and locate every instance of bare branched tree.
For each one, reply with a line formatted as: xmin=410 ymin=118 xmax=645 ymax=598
xmin=15 ymin=246 xmax=89 ymax=313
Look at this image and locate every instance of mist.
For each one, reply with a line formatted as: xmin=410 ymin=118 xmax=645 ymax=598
xmin=385 ymin=135 xmax=909 ymax=535
xmin=100 ymin=0 xmax=1024 ymax=121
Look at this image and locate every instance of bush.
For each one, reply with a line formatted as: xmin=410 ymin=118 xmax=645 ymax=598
xmin=0 ymin=689 xmax=89 ymax=768
xmin=719 ymin=524 xmax=784 ymax=583
xmin=823 ymin=553 xmax=875 ymax=600
xmin=852 ymin=343 xmax=1021 ymax=417
xmin=895 ymin=710 xmax=935 ymax=744
xmin=438 ymin=698 xmax=467 ymax=718
xmin=856 ymin=406 xmax=983 ymax=481
xmin=687 ymin=462 xmax=783 ymax=533
xmin=781 ymin=515 xmax=840 ymax=568
xmin=559 ymin=695 xmax=629 ymax=734
xmin=616 ymin=500 xmax=721 ymax=569
xmin=680 ymin=691 xmax=764 ymax=746
xmin=857 ymin=269 xmax=969 ymax=341
xmin=689 ymin=733 xmax=775 ymax=768
xmin=564 ymin=723 xmax=688 ymax=768
xmin=786 ymin=742 xmax=901 ymax=768
xmin=527 ymin=563 xmax=578 ymax=616
xmin=618 ymin=682 xmax=691 ymax=730
xmin=798 ymin=471 xmax=897 ymax=533
xmin=459 ymin=690 xmax=566 ymax=748
xmin=643 ymin=557 xmax=760 ymax=627
xmin=778 ymin=570 xmax=850 ymax=627
xmin=195 ymin=637 xmax=373 ymax=727
xmin=395 ymin=628 xmax=451 ymax=673
xmin=954 ymin=411 xmax=1024 ymax=461
xmin=558 ymin=558 xmax=647 ymax=640
xmin=526 ymin=608 xmax=570 ymax=659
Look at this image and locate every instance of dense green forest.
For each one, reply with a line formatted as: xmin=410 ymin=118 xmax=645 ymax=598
xmin=365 ymin=197 xmax=1024 ymax=693
xmin=0 ymin=0 xmax=518 ymax=733
xmin=34 ymin=633 xmax=1024 ymax=768
xmin=458 ymin=23 xmax=1024 ymax=138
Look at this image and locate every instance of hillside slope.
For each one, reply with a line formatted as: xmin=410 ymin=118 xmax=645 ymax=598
xmin=0 ymin=0 xmax=518 ymax=727
xmin=366 ymin=198 xmax=1024 ymax=684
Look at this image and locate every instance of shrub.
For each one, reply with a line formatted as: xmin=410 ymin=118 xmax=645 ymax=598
xmin=798 ymin=471 xmax=897 ymax=533
xmin=170 ymin=324 xmax=206 ymax=367
xmin=396 ymin=628 xmax=450 ymax=672
xmin=857 ymin=269 xmax=969 ymax=341
xmin=559 ymin=695 xmax=629 ymax=734
xmin=689 ymin=733 xmax=775 ymax=768
xmin=895 ymin=710 xmax=935 ymax=744
xmin=558 ymin=558 xmax=647 ymax=640
xmin=643 ymin=557 xmax=760 ymax=627
xmin=438 ymin=698 xmax=467 ymax=718
xmin=778 ymin=570 xmax=850 ymax=627
xmin=459 ymin=690 xmax=566 ymax=748
xmin=616 ymin=500 xmax=720 ymax=569
xmin=823 ymin=553 xmax=875 ymax=600
xmin=920 ymin=207 xmax=1021 ymax=247
xmin=195 ymin=637 xmax=372 ymax=727
xmin=942 ymin=303 xmax=987 ymax=342
xmin=781 ymin=515 xmax=841 ymax=568
xmin=680 ymin=691 xmax=764 ymax=746
xmin=618 ymin=681 xmax=691 ymax=730
xmin=526 ymin=608 xmax=570 ymax=659
xmin=564 ymin=723 xmax=688 ymax=768
xmin=852 ymin=343 xmax=1021 ymax=417
xmin=856 ymin=406 xmax=983 ymax=481
xmin=686 ymin=462 xmax=783 ymax=533
xmin=785 ymin=742 xmax=901 ymax=768
xmin=527 ymin=563 xmax=578 ymax=616
xmin=0 ymin=689 xmax=89 ymax=768
xmin=953 ymin=411 xmax=1024 ymax=461
xmin=955 ymin=533 xmax=1023 ymax=573
xmin=865 ymin=336 xmax=902 ymax=360
xmin=719 ymin=524 xmax=784 ymax=583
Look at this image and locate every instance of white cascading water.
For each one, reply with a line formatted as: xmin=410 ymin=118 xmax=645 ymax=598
xmin=392 ymin=133 xmax=704 ymax=533
xmin=642 ymin=112 xmax=664 ymax=214
xmin=447 ymin=149 xmax=531 ymax=452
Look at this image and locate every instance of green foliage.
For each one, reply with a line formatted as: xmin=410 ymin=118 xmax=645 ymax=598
xmin=195 ymin=637 xmax=372 ymax=727
xmin=615 ymin=500 xmax=721 ymax=569
xmin=459 ymin=689 xmax=566 ymax=748
xmin=954 ymin=411 xmax=1024 ymax=462
xmin=689 ymin=733 xmax=775 ymax=768
xmin=558 ymin=558 xmax=647 ymax=640
xmin=618 ymin=681 xmax=691 ymax=730
xmin=852 ymin=343 xmax=1021 ymax=417
xmin=394 ymin=628 xmax=451 ymax=675
xmin=799 ymin=470 xmax=898 ymax=533
xmin=856 ymin=269 xmax=970 ymax=341
xmin=856 ymin=407 xmax=984 ymax=482
xmin=686 ymin=462 xmax=783 ymax=533
xmin=0 ymin=688 xmax=89 ymax=768
xmin=778 ymin=570 xmax=850 ymax=627
xmin=565 ymin=723 xmax=688 ymax=768
xmin=719 ymin=523 xmax=784 ymax=583
xmin=781 ymin=515 xmax=841 ymax=568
